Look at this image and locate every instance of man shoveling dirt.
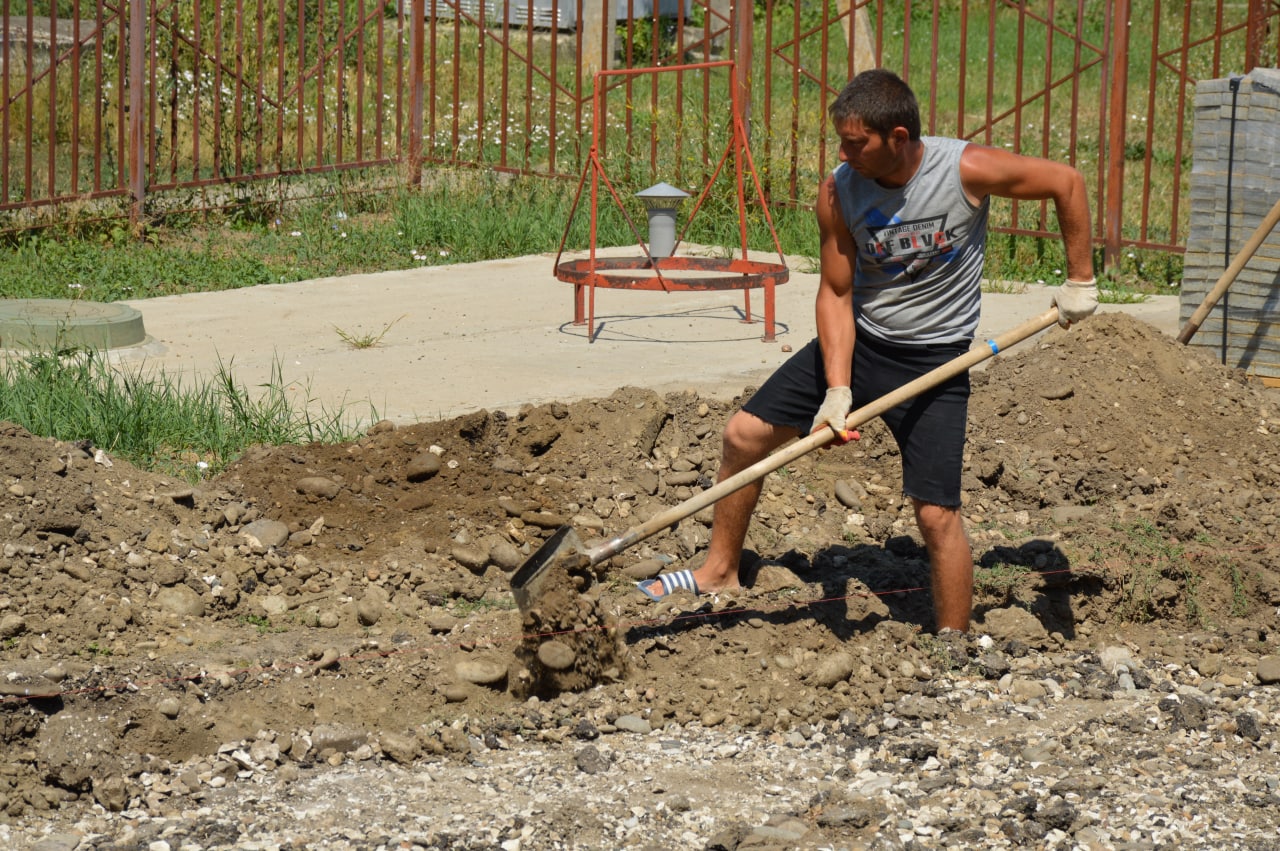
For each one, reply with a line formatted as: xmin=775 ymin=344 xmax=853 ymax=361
xmin=640 ymin=69 xmax=1099 ymax=632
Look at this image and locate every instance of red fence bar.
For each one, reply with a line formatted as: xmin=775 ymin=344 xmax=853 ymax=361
xmin=2 ymin=5 xmax=8 ymax=205
xmin=24 ymin=3 xmax=32 ymax=204
xmin=408 ymin=0 xmax=424 ymax=185
xmin=194 ymin=0 xmax=203 ymax=182
xmin=45 ymin=2 xmax=54 ymax=200
xmin=128 ymin=0 xmax=145 ymax=225
xmin=736 ymin=0 xmax=751 ymax=132
xmin=1105 ymin=0 xmax=1132 ymax=270
xmin=155 ymin=1 xmax=166 ymax=184
xmin=1246 ymin=0 xmax=1272 ymax=69
xmin=233 ymin=0 xmax=244 ymax=175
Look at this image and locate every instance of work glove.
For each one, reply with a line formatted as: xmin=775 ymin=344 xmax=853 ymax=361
xmin=1051 ymin=277 xmax=1099 ymax=328
xmin=810 ymin=386 xmax=859 ymax=443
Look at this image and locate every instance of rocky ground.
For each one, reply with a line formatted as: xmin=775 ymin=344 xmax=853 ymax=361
xmin=2 ymin=312 xmax=1280 ymax=850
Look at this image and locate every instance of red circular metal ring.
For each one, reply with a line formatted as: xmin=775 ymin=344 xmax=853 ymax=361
xmin=555 ymin=255 xmax=789 ymax=293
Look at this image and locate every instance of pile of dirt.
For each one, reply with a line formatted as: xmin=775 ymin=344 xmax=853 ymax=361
xmin=2 ymin=312 xmax=1279 ymax=825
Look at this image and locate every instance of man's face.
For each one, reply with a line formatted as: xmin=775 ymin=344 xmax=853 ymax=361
xmin=834 ymin=117 xmax=900 ymax=181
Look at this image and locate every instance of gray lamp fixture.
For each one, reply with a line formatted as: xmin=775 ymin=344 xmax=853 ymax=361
xmin=636 ymin=182 xmax=691 ymax=259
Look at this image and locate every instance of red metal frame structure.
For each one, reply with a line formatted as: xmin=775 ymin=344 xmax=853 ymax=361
xmin=553 ymin=60 xmax=789 ymax=343
xmin=1 ymin=2 xmax=1277 ymax=265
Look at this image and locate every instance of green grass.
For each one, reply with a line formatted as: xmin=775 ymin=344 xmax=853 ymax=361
xmin=0 ymin=348 xmax=369 ymax=481
xmin=1230 ymin=562 xmax=1250 ymax=619
xmin=0 ymin=229 xmax=276 ymax=301
xmin=983 ymin=231 xmax=1180 ymax=298
xmin=451 ymin=596 xmax=518 ymax=615
xmin=1090 ymin=519 xmax=1204 ymax=625
xmin=0 ymin=172 xmax=824 ymax=303
xmin=974 ymin=561 xmax=1033 ymax=600
xmin=238 ymin=614 xmax=287 ymax=635
xmin=83 ymin=642 xmax=114 ymax=658
xmin=335 ymin=314 xmax=405 ymax=350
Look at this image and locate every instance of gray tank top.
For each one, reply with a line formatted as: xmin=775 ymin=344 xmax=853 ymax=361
xmin=832 ymin=136 xmax=988 ymax=344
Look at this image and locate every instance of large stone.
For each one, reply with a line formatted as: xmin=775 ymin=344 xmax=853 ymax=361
xmin=260 ymin=595 xmax=289 ymax=616
xmin=621 ymin=558 xmax=666 ymax=581
xmin=979 ymin=606 xmax=1049 ymax=645
xmin=613 ymin=714 xmax=652 ymax=735
xmin=154 ymin=584 xmax=205 ymax=618
xmin=489 ymin=541 xmax=523 ymax=572
xmin=456 ymin=658 xmax=508 ymax=687
xmin=0 ymin=614 xmax=27 ymax=639
xmin=537 ymin=640 xmax=576 ymax=671
xmin=93 ymin=775 xmax=128 ymax=812
xmin=378 ymin=731 xmax=421 ymax=765
xmin=1258 ymin=656 xmax=1280 ymax=685
xmin=242 ymin=519 xmax=290 ymax=550
xmin=834 ymin=479 xmax=865 ymax=509
xmin=0 ymin=666 xmax=55 ymax=698
xmin=152 ymin=561 xmax=187 ymax=587
xmin=574 ymin=744 xmax=609 ymax=774
xmin=296 ymin=476 xmax=341 ymax=499
xmin=451 ymin=545 xmax=489 ymax=572
xmin=811 ymin=651 xmax=855 ymax=688
xmin=356 ymin=588 xmax=387 ymax=626
xmin=143 ymin=528 xmax=170 ymax=553
xmin=405 ymin=453 xmax=442 ymax=482
xmin=1098 ymin=646 xmax=1136 ymax=674
xmin=311 ymin=724 xmax=368 ymax=754
xmin=439 ymin=726 xmax=471 ymax=754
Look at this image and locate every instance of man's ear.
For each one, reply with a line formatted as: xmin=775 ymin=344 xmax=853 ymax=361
xmin=888 ymin=126 xmax=911 ymax=149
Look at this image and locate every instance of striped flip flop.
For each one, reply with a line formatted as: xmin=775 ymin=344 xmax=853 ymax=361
xmin=635 ymin=568 xmax=700 ymax=602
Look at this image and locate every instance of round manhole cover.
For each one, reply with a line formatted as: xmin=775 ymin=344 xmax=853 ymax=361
xmin=0 ymin=299 xmax=146 ymax=351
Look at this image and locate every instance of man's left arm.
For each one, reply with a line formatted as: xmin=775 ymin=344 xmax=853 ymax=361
xmin=959 ymin=145 xmax=1097 ymax=327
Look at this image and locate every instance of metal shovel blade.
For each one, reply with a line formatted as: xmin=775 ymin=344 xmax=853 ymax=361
xmin=510 ymin=525 xmax=585 ymax=612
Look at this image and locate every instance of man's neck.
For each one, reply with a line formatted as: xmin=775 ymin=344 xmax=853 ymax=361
xmin=877 ymin=138 xmax=926 ymax=189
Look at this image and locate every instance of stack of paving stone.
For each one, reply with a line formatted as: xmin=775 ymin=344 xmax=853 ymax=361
xmin=1182 ymin=67 xmax=1280 ymax=381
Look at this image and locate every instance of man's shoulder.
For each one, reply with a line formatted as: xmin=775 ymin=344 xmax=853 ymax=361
xmin=922 ymin=135 xmax=970 ymax=154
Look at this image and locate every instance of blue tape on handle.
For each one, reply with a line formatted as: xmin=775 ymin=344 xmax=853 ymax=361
xmin=987 ymin=339 xmax=999 ymax=355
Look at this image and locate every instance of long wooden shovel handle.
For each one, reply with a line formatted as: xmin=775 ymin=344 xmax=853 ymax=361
xmin=1177 ymin=194 xmax=1280 ymax=345
xmin=586 ymin=306 xmax=1062 ymax=564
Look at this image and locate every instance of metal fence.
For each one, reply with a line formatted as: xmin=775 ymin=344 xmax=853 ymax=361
xmin=2 ymin=1 xmax=1277 ymax=264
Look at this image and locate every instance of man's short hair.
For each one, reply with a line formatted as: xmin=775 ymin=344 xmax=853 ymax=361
xmin=828 ymin=69 xmax=922 ymax=141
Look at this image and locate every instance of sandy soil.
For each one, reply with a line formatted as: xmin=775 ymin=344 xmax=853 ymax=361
xmin=2 ymin=313 xmax=1279 ymax=848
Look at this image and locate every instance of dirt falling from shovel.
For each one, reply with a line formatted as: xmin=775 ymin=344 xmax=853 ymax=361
xmin=510 ymin=551 xmax=629 ymax=698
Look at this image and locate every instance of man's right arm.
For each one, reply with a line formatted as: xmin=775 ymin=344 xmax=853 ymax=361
xmin=810 ymin=175 xmax=859 ymax=438
xmin=814 ymin=174 xmax=857 ymax=386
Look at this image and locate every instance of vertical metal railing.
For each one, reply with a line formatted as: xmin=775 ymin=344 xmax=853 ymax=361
xmin=128 ymin=0 xmax=144 ymax=225
xmin=1105 ymin=0 xmax=1132 ymax=270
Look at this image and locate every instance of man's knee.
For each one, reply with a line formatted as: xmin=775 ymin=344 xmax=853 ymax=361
xmin=722 ymin=410 xmax=781 ymax=462
xmin=914 ymin=500 xmax=955 ymax=521
xmin=722 ymin=410 xmax=751 ymax=444
xmin=912 ymin=500 xmax=965 ymax=538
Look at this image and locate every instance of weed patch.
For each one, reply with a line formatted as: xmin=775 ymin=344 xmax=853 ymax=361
xmin=0 ymin=348 xmax=369 ymax=482
xmin=1093 ymin=519 xmax=1199 ymax=624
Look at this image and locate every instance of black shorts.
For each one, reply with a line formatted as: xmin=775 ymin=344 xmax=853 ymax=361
xmin=743 ymin=333 xmax=971 ymax=507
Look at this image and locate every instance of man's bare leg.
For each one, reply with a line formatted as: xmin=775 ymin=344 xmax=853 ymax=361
xmin=912 ymin=499 xmax=973 ymax=632
xmin=641 ymin=410 xmax=797 ymax=596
